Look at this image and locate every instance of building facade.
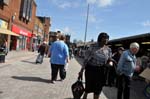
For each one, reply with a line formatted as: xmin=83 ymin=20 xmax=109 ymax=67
xmin=33 ymin=17 xmax=44 ymax=46
xmin=0 ymin=0 xmax=36 ymax=51
xmin=37 ymin=16 xmax=51 ymax=43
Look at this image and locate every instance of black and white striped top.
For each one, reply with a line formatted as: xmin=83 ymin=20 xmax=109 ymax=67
xmin=84 ymin=43 xmax=112 ymax=67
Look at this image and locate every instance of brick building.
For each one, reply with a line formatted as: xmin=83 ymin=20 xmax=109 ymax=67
xmin=37 ymin=16 xmax=51 ymax=43
xmin=33 ymin=17 xmax=44 ymax=46
xmin=0 ymin=0 xmax=36 ymax=51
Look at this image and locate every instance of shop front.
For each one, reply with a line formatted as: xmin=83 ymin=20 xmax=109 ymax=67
xmin=11 ymin=24 xmax=32 ymax=50
xmin=0 ymin=19 xmax=9 ymax=44
xmin=0 ymin=19 xmax=19 ymax=51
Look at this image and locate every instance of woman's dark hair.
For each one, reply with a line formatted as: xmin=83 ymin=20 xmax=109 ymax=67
xmin=97 ymin=32 xmax=109 ymax=42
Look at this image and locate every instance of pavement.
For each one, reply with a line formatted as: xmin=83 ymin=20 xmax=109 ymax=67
xmin=5 ymin=50 xmax=36 ymax=63
xmin=0 ymin=51 xmax=148 ymax=99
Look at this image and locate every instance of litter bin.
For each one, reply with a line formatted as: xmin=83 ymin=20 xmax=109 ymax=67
xmin=0 ymin=47 xmax=6 ymax=63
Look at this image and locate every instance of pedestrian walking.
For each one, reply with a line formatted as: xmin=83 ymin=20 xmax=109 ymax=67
xmin=48 ymin=34 xmax=69 ymax=84
xmin=79 ymin=32 xmax=114 ymax=99
xmin=44 ymin=43 xmax=49 ymax=57
xmin=32 ymin=42 xmax=36 ymax=52
xmin=36 ymin=41 xmax=46 ymax=63
xmin=117 ymin=42 xmax=141 ymax=99
xmin=113 ymin=47 xmax=125 ymax=63
xmin=69 ymin=47 xmax=73 ymax=60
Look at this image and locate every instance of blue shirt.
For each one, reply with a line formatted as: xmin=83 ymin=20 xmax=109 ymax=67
xmin=117 ymin=50 xmax=136 ymax=77
xmin=50 ymin=40 xmax=69 ymax=65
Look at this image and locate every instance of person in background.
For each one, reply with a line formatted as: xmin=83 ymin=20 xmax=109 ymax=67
xmin=113 ymin=47 xmax=125 ymax=63
xmin=44 ymin=42 xmax=49 ymax=57
xmin=69 ymin=46 xmax=73 ymax=60
xmin=117 ymin=42 xmax=140 ymax=99
xmin=32 ymin=42 xmax=36 ymax=52
xmin=48 ymin=34 xmax=69 ymax=84
xmin=38 ymin=41 xmax=47 ymax=57
xmin=112 ymin=47 xmax=125 ymax=87
xmin=0 ymin=39 xmax=7 ymax=63
xmin=141 ymin=54 xmax=149 ymax=70
xmin=36 ymin=41 xmax=47 ymax=63
xmin=79 ymin=32 xmax=113 ymax=99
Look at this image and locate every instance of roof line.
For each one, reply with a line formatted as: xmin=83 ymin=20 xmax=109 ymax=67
xmin=109 ymin=33 xmax=150 ymax=42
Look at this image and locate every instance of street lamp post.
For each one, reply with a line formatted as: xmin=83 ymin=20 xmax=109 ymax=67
xmin=84 ymin=4 xmax=89 ymax=48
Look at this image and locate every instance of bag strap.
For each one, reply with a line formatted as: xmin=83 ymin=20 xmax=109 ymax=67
xmin=83 ymin=47 xmax=93 ymax=67
xmin=77 ymin=74 xmax=83 ymax=81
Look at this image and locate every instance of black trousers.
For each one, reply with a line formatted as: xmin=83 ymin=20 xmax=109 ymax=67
xmin=51 ymin=64 xmax=66 ymax=81
xmin=117 ymin=74 xmax=130 ymax=99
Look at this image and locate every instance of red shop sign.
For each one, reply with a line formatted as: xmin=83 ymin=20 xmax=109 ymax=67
xmin=12 ymin=25 xmax=32 ymax=37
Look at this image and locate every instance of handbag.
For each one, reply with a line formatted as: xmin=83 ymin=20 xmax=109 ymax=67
xmin=71 ymin=76 xmax=84 ymax=99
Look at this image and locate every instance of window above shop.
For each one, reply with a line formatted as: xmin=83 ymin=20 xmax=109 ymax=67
xmin=19 ymin=0 xmax=33 ymax=23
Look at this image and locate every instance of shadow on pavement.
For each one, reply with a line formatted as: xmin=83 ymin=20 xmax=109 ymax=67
xmin=0 ymin=91 xmax=3 ymax=94
xmin=64 ymin=98 xmax=73 ymax=99
xmin=11 ymin=76 xmax=50 ymax=83
xmin=21 ymin=60 xmax=36 ymax=64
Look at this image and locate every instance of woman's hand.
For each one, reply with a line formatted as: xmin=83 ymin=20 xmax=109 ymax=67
xmin=109 ymin=61 xmax=113 ymax=66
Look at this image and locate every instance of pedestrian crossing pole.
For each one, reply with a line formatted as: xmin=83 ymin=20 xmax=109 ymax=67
xmin=84 ymin=4 xmax=89 ymax=48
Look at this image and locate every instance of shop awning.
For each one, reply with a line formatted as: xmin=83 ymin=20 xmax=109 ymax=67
xmin=0 ymin=28 xmax=19 ymax=36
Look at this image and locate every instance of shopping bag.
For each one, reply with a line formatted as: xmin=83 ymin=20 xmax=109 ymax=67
xmin=71 ymin=77 xmax=84 ymax=99
xmin=61 ymin=63 xmax=69 ymax=80
xmin=36 ymin=54 xmax=43 ymax=64
xmin=64 ymin=63 xmax=69 ymax=71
